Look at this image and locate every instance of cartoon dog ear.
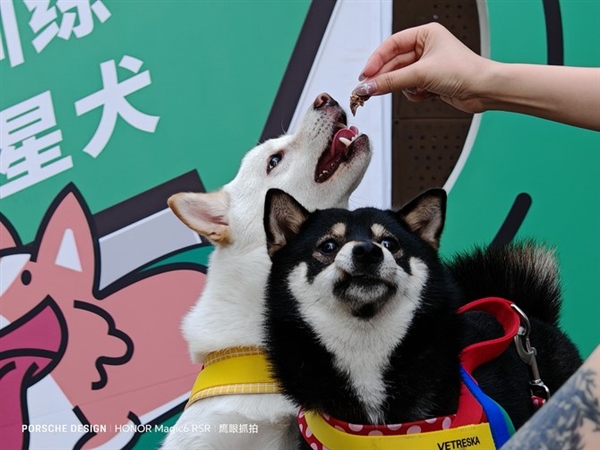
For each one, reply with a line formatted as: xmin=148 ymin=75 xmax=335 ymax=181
xmin=264 ymin=189 xmax=310 ymax=259
xmin=398 ymin=189 xmax=447 ymax=251
xmin=37 ymin=189 xmax=96 ymax=277
xmin=168 ymin=191 xmax=232 ymax=245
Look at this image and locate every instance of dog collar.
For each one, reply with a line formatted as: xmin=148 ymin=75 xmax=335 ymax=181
xmin=298 ymin=368 xmax=510 ymax=450
xmin=298 ymin=298 xmax=525 ymax=449
xmin=186 ymin=346 xmax=279 ymax=408
xmin=300 ymin=416 xmax=496 ymax=450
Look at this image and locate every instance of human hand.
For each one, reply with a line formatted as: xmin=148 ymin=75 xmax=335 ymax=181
xmin=352 ymin=22 xmax=493 ymax=114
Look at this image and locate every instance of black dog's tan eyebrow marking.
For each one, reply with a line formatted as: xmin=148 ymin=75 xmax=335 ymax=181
xmin=370 ymin=224 xmax=387 ymax=240
xmin=313 ymin=223 xmax=347 ymax=264
xmin=314 ymin=222 xmax=346 ymax=249
xmin=330 ymin=222 xmax=346 ymax=238
xmin=370 ymin=223 xmax=404 ymax=259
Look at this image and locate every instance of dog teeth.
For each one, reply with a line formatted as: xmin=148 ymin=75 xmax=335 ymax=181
xmin=339 ymin=137 xmax=353 ymax=147
xmin=339 ymin=134 xmax=359 ymax=148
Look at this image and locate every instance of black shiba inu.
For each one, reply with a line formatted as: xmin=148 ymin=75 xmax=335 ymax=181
xmin=262 ymin=188 xmax=581 ymax=448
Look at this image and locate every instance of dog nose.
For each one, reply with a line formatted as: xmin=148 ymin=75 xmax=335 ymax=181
xmin=352 ymin=242 xmax=383 ymax=268
xmin=313 ymin=93 xmax=339 ymax=109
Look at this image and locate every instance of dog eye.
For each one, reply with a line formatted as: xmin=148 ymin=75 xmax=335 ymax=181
xmin=267 ymin=153 xmax=283 ymax=174
xmin=380 ymin=237 xmax=399 ymax=252
xmin=318 ymin=239 xmax=339 ymax=255
xmin=21 ymin=270 xmax=32 ymax=286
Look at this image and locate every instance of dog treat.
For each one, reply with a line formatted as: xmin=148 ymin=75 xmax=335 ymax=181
xmin=349 ymin=93 xmax=370 ymax=116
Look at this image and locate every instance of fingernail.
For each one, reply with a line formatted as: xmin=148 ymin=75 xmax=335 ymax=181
xmin=358 ymin=72 xmax=366 ymax=81
xmin=353 ymin=80 xmax=376 ymax=96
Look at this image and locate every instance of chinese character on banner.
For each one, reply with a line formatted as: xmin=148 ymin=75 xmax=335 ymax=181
xmin=0 ymin=0 xmax=24 ymax=67
xmin=26 ymin=0 xmax=112 ymax=53
xmin=0 ymin=91 xmax=73 ymax=199
xmin=1 ymin=0 xmax=111 ymax=68
xmin=75 ymin=55 xmax=160 ymax=158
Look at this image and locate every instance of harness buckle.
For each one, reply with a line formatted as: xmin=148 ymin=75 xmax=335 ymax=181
xmin=510 ymin=304 xmax=551 ymax=402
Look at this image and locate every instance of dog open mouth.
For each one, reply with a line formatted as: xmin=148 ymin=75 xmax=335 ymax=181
xmin=0 ymin=297 xmax=66 ymax=449
xmin=315 ymin=118 xmax=369 ymax=183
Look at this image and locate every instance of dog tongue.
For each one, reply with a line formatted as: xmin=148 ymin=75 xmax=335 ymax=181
xmin=331 ymin=126 xmax=359 ymax=158
xmin=0 ymin=302 xmax=64 ymax=449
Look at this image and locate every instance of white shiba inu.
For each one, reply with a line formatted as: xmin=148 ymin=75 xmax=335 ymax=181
xmin=161 ymin=93 xmax=371 ymax=449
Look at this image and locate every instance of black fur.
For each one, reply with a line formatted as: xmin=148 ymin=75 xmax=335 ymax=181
xmin=448 ymin=241 xmax=562 ymax=324
xmin=265 ymin=205 xmax=463 ymax=424
xmin=262 ymin=188 xmax=582 ymax=444
xmin=448 ymin=242 xmax=582 ymax=427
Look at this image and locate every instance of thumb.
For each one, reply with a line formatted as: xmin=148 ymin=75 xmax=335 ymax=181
xmin=353 ymin=65 xmax=422 ymax=97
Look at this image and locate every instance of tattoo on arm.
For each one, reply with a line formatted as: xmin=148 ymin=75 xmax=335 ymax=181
xmin=502 ymin=351 xmax=600 ymax=450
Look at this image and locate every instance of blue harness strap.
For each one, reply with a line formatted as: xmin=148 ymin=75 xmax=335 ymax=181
xmin=460 ymin=366 xmax=516 ymax=448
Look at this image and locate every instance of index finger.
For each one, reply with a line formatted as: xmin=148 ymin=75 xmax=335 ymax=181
xmin=360 ymin=26 xmax=422 ymax=79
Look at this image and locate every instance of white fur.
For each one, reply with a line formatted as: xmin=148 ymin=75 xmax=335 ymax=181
xmin=334 ymin=242 xmax=401 ymax=304
xmin=162 ymin=98 xmax=370 ymax=449
xmin=164 ymin=395 xmax=299 ymax=450
xmin=288 ymin=253 xmax=429 ymax=424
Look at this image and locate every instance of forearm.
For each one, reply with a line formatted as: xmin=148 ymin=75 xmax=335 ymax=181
xmin=501 ymin=345 xmax=600 ymax=449
xmin=478 ymin=63 xmax=600 ymax=131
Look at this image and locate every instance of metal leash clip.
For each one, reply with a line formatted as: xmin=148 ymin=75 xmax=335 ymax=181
xmin=510 ymin=303 xmax=551 ymax=402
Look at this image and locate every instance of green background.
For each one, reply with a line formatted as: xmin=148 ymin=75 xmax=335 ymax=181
xmin=1 ymin=1 xmax=310 ymax=447
xmin=442 ymin=0 xmax=600 ymax=360
xmin=1 ymin=0 xmax=311 ymax=243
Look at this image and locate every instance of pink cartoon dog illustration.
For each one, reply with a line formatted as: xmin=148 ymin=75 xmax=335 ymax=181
xmin=0 ymin=184 xmax=206 ymax=449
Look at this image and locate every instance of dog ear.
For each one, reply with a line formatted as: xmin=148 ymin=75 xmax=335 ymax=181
xmin=264 ymin=189 xmax=310 ymax=259
xmin=168 ymin=191 xmax=232 ymax=245
xmin=398 ymin=189 xmax=446 ymax=250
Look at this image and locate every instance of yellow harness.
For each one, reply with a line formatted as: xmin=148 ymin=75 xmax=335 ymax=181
xmin=186 ymin=346 xmax=279 ymax=408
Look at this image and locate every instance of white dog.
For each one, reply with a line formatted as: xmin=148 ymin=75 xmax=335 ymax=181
xmin=161 ymin=93 xmax=371 ymax=449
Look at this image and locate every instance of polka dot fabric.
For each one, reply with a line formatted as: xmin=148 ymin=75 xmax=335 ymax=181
xmin=298 ymin=409 xmax=456 ymax=450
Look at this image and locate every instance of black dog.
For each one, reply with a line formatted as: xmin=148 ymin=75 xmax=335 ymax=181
xmin=262 ymin=188 xmax=581 ymax=449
